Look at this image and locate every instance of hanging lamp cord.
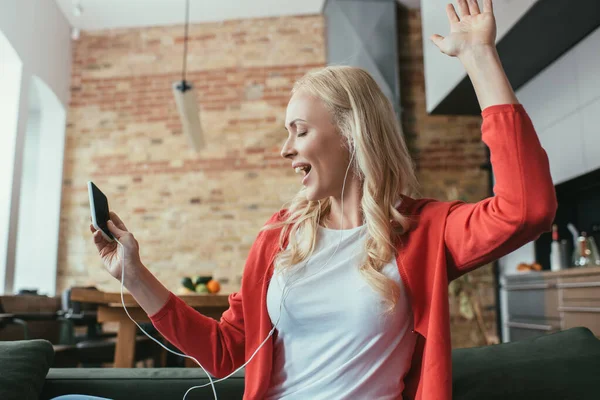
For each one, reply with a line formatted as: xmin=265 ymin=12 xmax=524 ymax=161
xmin=181 ymin=0 xmax=190 ymax=89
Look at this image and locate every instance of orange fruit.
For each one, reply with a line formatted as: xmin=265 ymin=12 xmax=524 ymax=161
xmin=206 ymin=280 xmax=220 ymax=294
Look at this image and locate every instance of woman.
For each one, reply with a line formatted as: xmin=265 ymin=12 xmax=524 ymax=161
xmin=57 ymin=0 xmax=557 ymax=399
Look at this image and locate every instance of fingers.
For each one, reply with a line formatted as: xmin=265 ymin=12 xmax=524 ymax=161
xmin=483 ymin=0 xmax=493 ymax=14
xmin=467 ymin=0 xmax=480 ymax=15
xmin=92 ymin=229 xmax=109 ymax=254
xmin=456 ymin=0 xmax=470 ymax=18
xmin=430 ymin=34 xmax=445 ymax=51
xmin=109 ymin=211 xmax=128 ymax=231
xmin=93 ymin=229 xmax=104 ymax=244
xmin=90 ymin=223 xmax=97 ymax=233
xmin=446 ymin=4 xmax=459 ymax=24
xmin=107 ymin=219 xmax=127 ymax=240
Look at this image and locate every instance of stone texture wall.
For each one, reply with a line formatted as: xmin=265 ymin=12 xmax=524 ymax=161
xmin=58 ymin=15 xmax=325 ymax=294
xmin=397 ymin=7 xmax=498 ymax=348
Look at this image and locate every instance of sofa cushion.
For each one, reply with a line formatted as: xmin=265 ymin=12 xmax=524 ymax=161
xmin=0 ymin=339 xmax=54 ymax=400
xmin=40 ymin=368 xmax=245 ymax=400
xmin=452 ymin=327 xmax=600 ymax=400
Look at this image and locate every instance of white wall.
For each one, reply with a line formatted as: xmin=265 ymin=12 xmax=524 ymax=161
xmin=0 ymin=33 xmax=23 ymax=295
xmin=0 ymin=0 xmax=72 ymax=105
xmin=421 ymin=0 xmax=539 ymax=113
xmin=498 ymin=25 xmax=600 ymax=341
xmin=0 ymin=0 xmax=72 ymax=295
xmin=15 ymin=110 xmax=42 ymax=292
xmin=14 ymin=77 xmax=67 ymax=296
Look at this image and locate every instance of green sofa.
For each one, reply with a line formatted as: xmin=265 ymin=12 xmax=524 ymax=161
xmin=41 ymin=368 xmax=244 ymax=400
xmin=1 ymin=327 xmax=599 ymax=400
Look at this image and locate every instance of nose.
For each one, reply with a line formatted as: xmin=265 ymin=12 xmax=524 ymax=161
xmin=280 ymin=137 xmax=297 ymax=159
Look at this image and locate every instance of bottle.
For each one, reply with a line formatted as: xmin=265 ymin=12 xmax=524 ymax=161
xmin=573 ymin=232 xmax=593 ymax=267
xmin=550 ymin=224 xmax=563 ymax=271
xmin=587 ymin=236 xmax=600 ymax=266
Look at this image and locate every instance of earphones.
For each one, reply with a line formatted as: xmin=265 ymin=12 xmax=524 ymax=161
xmin=115 ymin=144 xmax=357 ymax=400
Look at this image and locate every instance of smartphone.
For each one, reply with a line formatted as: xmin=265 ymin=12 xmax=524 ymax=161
xmin=88 ymin=181 xmax=114 ymax=242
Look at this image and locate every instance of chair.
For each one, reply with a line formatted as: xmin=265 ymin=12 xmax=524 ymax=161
xmin=58 ymin=286 xmax=165 ymax=368
xmin=0 ymin=293 xmax=80 ymax=365
xmin=0 ymin=288 xmax=163 ymax=368
xmin=0 ymin=302 xmax=29 ymax=338
xmin=0 ymin=294 xmax=62 ymax=340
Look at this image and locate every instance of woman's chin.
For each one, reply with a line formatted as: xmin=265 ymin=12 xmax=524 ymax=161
xmin=305 ymin=193 xmax=317 ymax=202
xmin=304 ymin=187 xmax=326 ymax=202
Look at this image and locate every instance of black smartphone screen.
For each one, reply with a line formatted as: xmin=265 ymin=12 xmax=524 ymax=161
xmin=89 ymin=181 xmax=114 ymax=241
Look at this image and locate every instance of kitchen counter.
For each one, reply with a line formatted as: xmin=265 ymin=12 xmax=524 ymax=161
xmin=503 ymin=266 xmax=600 ymax=341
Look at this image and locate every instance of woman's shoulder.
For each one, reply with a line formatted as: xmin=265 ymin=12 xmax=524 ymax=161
xmin=397 ymin=195 xmax=456 ymax=217
xmin=252 ymin=209 xmax=288 ymax=248
xmin=395 ymin=195 xmax=462 ymax=239
xmin=238 ymin=211 xmax=286 ymax=283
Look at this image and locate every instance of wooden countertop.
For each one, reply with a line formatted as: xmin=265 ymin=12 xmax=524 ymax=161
xmin=506 ymin=266 xmax=600 ymax=279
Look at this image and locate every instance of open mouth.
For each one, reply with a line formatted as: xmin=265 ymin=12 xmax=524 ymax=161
xmin=294 ymin=165 xmax=311 ymax=175
xmin=294 ymin=164 xmax=312 ymax=184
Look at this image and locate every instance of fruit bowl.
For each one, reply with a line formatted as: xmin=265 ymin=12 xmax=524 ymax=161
xmin=179 ymin=275 xmax=221 ymax=295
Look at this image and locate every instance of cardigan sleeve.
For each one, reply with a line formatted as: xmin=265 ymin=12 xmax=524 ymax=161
xmin=148 ymin=284 xmax=247 ymax=379
xmin=444 ymin=104 xmax=557 ymax=280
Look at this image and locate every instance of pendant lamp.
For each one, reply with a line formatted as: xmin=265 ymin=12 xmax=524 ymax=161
xmin=172 ymin=0 xmax=204 ymax=151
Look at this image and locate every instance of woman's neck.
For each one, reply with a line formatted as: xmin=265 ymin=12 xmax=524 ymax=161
xmin=322 ymin=176 xmax=363 ymax=230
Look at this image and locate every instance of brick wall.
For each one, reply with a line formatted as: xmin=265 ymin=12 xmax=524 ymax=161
xmin=58 ymin=8 xmax=496 ymax=347
xmin=397 ymin=8 xmax=498 ymax=348
xmin=58 ymin=15 xmax=325 ymax=294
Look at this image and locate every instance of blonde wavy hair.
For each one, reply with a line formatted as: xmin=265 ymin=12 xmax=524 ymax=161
xmin=263 ymin=66 xmax=418 ymax=313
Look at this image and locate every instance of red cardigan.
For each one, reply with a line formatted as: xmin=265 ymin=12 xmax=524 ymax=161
xmin=149 ymin=103 xmax=557 ymax=399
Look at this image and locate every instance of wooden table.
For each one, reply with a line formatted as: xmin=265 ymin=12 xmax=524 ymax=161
xmin=70 ymin=288 xmax=231 ymax=367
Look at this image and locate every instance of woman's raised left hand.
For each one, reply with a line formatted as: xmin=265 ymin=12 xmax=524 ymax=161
xmin=430 ymin=0 xmax=496 ymax=58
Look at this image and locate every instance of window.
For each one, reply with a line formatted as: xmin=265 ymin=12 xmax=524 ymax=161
xmin=0 ymin=31 xmax=23 ymax=294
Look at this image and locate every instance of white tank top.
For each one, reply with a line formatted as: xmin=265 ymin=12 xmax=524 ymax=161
xmin=265 ymin=224 xmax=417 ymax=399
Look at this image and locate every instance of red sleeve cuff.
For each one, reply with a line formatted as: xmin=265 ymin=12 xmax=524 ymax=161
xmin=481 ymin=103 xmax=525 ymax=117
xmin=148 ymin=291 xmax=177 ymax=322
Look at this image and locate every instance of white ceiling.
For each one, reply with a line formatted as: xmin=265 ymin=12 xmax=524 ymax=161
xmin=55 ymin=0 xmax=420 ymax=31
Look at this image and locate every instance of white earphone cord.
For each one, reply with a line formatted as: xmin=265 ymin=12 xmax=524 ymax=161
xmin=116 ymin=147 xmax=356 ymax=400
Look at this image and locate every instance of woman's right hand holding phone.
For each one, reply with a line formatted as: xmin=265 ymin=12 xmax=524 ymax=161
xmin=90 ymin=211 xmax=143 ymax=287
